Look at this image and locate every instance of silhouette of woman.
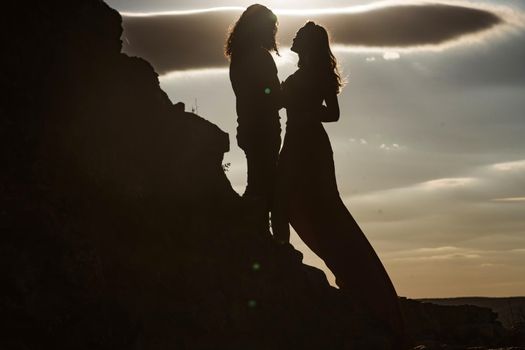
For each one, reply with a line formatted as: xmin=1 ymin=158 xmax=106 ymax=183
xmin=272 ymin=22 xmax=407 ymax=348
xmin=226 ymin=4 xmax=282 ymax=234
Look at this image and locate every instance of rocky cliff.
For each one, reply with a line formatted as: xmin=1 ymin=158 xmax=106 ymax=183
xmin=0 ymin=1 xmax=516 ymax=349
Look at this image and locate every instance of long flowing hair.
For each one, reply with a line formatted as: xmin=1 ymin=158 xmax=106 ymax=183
xmin=225 ymin=4 xmax=279 ymax=58
xmin=296 ymin=22 xmax=343 ymax=94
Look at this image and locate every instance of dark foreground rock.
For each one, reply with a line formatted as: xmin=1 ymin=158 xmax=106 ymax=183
xmin=0 ymin=1 xmax=521 ymax=349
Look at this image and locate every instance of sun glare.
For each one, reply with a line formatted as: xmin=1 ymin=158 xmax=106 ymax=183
xmin=121 ymin=1 xmax=415 ymax=17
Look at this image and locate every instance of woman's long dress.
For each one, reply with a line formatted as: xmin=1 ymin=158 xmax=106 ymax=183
xmin=273 ymin=68 xmax=406 ymax=346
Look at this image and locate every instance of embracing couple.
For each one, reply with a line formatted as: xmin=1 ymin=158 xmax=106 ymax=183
xmin=226 ymin=4 xmax=407 ymax=349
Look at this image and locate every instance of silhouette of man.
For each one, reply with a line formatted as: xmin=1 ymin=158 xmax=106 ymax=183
xmin=225 ymin=4 xmax=282 ymax=233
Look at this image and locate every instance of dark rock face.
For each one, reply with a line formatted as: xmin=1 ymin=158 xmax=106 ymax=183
xmin=0 ymin=1 xmax=516 ymax=350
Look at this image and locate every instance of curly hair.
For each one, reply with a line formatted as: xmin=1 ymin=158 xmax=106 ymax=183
xmin=225 ymin=4 xmax=279 ymax=58
xmin=295 ymin=22 xmax=343 ymax=94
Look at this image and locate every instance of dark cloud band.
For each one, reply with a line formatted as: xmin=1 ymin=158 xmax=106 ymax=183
xmin=121 ymin=4 xmax=503 ymax=74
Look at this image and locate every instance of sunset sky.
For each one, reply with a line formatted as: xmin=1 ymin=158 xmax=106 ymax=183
xmin=105 ymin=0 xmax=525 ymax=298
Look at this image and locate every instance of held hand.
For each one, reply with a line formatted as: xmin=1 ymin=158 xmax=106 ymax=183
xmin=319 ymin=105 xmax=338 ymax=122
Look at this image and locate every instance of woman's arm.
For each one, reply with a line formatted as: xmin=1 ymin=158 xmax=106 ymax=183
xmin=320 ymin=93 xmax=340 ymax=122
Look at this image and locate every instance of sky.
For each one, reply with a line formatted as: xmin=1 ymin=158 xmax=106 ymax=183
xmin=105 ymin=0 xmax=525 ymax=298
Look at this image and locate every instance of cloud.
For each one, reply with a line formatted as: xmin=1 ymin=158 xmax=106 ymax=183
xmin=412 ymin=246 xmax=462 ymax=253
xmin=120 ymin=2 xmax=506 ymax=74
xmin=159 ymin=67 xmax=228 ymax=82
xmin=420 ymin=177 xmax=477 ymax=190
xmin=379 ymin=142 xmax=404 ymax=151
xmin=380 ymin=239 xmax=525 ymax=297
xmin=384 ymin=245 xmax=524 ymax=266
xmin=383 ymin=246 xmax=483 ymax=262
xmin=338 ymin=159 xmax=525 ymax=255
xmin=383 ymin=52 xmax=401 ymax=60
xmin=491 ymin=197 xmax=525 ymax=203
xmin=492 ymin=159 xmax=525 ymax=171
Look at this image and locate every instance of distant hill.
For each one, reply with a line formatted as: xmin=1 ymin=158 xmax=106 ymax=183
xmin=420 ymin=297 xmax=525 ymax=329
